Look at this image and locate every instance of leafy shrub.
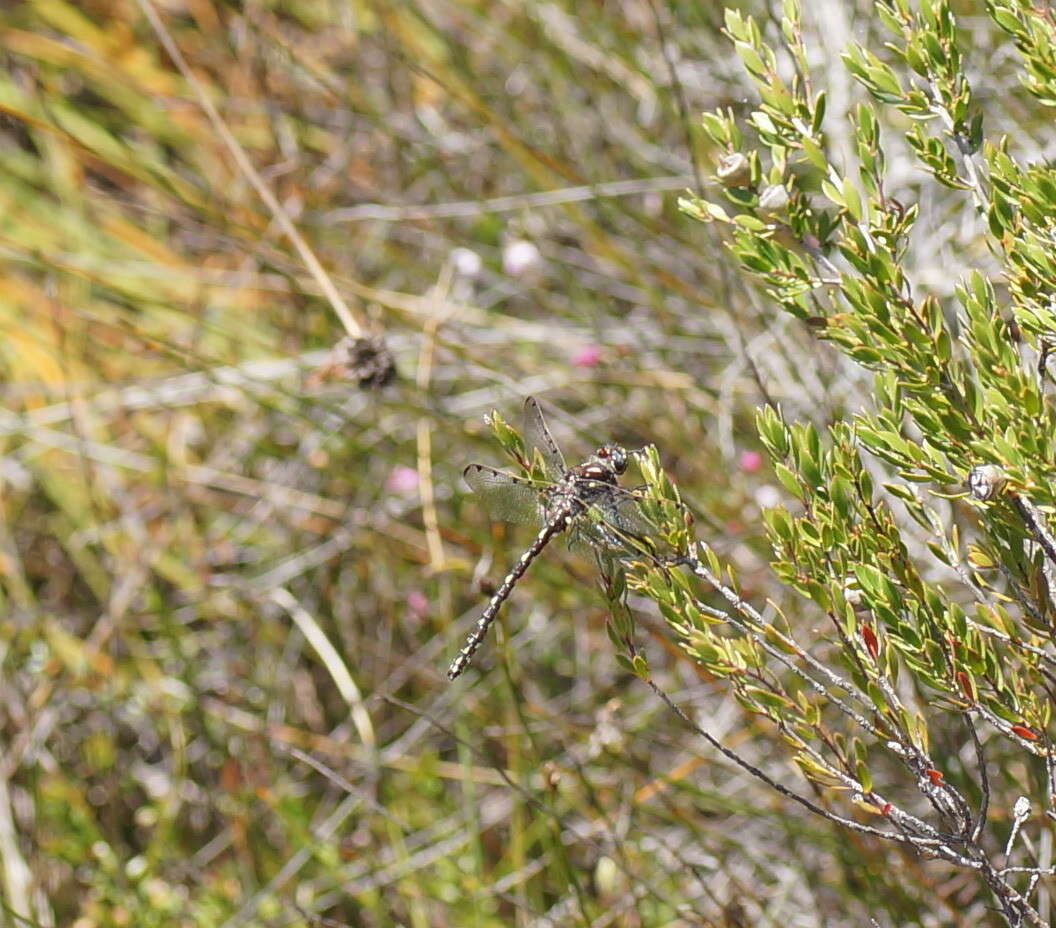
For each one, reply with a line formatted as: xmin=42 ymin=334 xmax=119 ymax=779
xmin=616 ymin=1 xmax=1056 ymax=923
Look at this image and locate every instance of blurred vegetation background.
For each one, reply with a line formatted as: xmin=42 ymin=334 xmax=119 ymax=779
xmin=0 ymin=0 xmax=1041 ymax=925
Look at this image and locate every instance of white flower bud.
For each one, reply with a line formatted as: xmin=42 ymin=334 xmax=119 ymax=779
xmin=451 ymin=247 xmax=482 ymax=278
xmin=502 ymin=240 xmax=542 ymax=277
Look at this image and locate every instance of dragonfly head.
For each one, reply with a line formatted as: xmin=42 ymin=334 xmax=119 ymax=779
xmin=592 ymin=444 xmax=628 ymax=475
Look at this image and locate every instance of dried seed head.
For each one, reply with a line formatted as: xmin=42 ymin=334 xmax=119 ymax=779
xmin=716 ymin=152 xmax=751 ymax=187
xmin=309 ymin=335 xmax=397 ymax=389
xmin=758 ymin=183 xmax=790 ymax=212
xmin=968 ymin=464 xmax=1008 ymax=501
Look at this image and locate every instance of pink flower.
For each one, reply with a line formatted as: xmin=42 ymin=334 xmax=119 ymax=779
xmin=406 ymin=591 xmax=429 ymax=616
xmin=571 ymin=345 xmax=603 ymax=368
xmin=385 ymin=466 xmax=419 ymax=496
xmin=739 ymin=450 xmax=764 ymax=473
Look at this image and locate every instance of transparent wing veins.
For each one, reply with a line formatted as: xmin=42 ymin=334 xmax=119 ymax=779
xmin=523 ymin=396 xmax=566 ymax=480
xmin=463 ymin=463 xmax=545 ymax=525
xmin=569 ymin=481 xmax=676 ymax=561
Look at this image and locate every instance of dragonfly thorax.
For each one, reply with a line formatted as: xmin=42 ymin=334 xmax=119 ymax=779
xmin=577 ymin=443 xmax=629 ymax=480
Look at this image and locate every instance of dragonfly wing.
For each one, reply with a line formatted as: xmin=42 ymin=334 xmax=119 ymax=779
xmin=575 ymin=483 xmax=674 ymax=559
xmin=608 ymin=494 xmax=660 ymax=538
xmin=523 ymin=396 xmax=566 ymax=480
xmin=463 ymin=464 xmax=543 ymax=525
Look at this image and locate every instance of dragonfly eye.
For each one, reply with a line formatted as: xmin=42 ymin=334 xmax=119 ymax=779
xmin=597 ymin=444 xmax=627 ymax=473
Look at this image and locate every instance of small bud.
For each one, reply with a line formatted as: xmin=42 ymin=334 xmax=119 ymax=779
xmin=758 ymin=183 xmax=790 ymax=212
xmin=502 ymin=240 xmax=542 ymax=277
xmin=594 ymin=856 xmax=622 ymax=899
xmin=451 ymin=247 xmax=482 ymax=278
xmin=716 ymin=152 xmax=751 ymax=187
xmin=968 ymin=464 xmax=1008 ymax=501
xmin=542 ymin=761 xmax=561 ymax=790
xmin=861 ymin=624 xmax=879 ymax=660
xmin=125 ymin=856 xmax=148 ymax=880
xmin=1007 ymin=796 xmax=1032 ymax=855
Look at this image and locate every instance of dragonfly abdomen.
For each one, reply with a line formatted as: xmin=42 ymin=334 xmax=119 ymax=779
xmin=447 ymin=501 xmax=576 ymax=680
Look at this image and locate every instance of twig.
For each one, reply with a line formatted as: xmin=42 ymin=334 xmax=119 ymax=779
xmin=643 ymin=675 xmax=943 ymax=845
xmin=1012 ymin=494 xmax=1056 ymax=572
xmin=968 ymin=715 xmax=991 ymax=844
xmin=319 ymin=175 xmax=697 ymax=223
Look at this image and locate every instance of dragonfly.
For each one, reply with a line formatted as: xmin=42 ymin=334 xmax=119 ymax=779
xmin=449 ymin=396 xmax=664 ymax=680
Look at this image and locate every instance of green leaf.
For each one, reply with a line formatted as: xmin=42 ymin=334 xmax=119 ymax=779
xmin=774 ymin=462 xmax=803 ymax=499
